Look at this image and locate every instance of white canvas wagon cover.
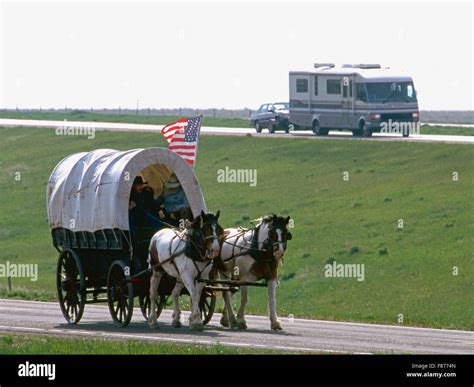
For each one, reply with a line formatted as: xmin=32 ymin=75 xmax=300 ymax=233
xmin=47 ymin=147 xmax=207 ymax=232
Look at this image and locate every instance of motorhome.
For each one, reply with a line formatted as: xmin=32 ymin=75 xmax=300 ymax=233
xmin=289 ymin=64 xmax=419 ymax=137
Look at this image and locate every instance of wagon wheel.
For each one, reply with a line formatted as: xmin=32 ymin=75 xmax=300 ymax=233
xmin=56 ymin=249 xmax=86 ymax=324
xmin=107 ymin=260 xmax=134 ymax=327
xmin=200 ymin=287 xmax=216 ymax=325
xmin=138 ymin=294 xmax=166 ymax=321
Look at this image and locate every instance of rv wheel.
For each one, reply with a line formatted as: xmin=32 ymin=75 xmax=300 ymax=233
xmin=312 ymin=120 xmax=326 ymax=136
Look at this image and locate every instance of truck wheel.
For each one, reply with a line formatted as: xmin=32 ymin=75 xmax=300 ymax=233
xmin=361 ymin=122 xmax=372 ymax=137
xmin=255 ymin=122 xmax=262 ymax=133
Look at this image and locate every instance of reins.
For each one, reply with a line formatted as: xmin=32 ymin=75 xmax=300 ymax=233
xmin=221 ymin=224 xmax=277 ymax=263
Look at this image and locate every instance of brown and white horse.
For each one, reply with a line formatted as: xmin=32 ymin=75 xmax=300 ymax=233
xmin=148 ymin=211 xmax=223 ymax=331
xmin=219 ymin=214 xmax=292 ymax=330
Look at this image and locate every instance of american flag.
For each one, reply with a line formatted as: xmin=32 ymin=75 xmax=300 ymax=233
xmin=161 ymin=116 xmax=202 ymax=167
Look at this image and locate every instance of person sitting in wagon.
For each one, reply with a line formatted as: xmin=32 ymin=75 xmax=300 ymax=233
xmin=129 ymin=176 xmax=164 ymax=235
xmin=158 ymin=174 xmax=192 ymax=226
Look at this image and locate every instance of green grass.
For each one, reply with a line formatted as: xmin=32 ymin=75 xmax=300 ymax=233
xmin=0 ymin=334 xmax=287 ymax=354
xmin=419 ymin=124 xmax=474 ymax=136
xmin=0 ymin=110 xmax=472 ymax=135
xmin=0 ymin=110 xmax=251 ymax=128
xmin=0 ymin=127 xmax=473 ymax=330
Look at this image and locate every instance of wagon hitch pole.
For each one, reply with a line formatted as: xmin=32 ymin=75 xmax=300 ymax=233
xmin=125 ymin=267 xmax=154 ymax=284
xmin=197 ymin=278 xmax=268 ymax=287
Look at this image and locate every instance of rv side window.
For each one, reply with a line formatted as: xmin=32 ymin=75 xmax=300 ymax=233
xmin=327 ymin=79 xmax=341 ymax=95
xmin=356 ymin=83 xmax=367 ymax=101
xmin=296 ymin=79 xmax=308 ymax=93
xmin=314 ymin=76 xmax=318 ymax=96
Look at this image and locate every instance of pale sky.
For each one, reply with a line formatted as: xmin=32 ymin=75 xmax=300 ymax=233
xmin=1 ymin=0 xmax=472 ymax=110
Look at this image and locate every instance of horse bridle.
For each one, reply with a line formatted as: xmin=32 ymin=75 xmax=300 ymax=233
xmin=189 ymin=220 xmax=223 ymax=259
xmin=266 ymin=226 xmax=292 ymax=252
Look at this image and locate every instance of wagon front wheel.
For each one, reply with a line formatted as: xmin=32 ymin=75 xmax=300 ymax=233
xmin=107 ymin=260 xmax=134 ymax=327
xmin=139 ymin=294 xmax=166 ymax=321
xmin=200 ymin=288 xmax=216 ymax=325
xmin=56 ymin=249 xmax=86 ymax=324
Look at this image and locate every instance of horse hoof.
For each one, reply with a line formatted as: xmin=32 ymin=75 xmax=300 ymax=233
xmin=172 ymin=320 xmax=182 ymax=328
xmin=220 ymin=317 xmax=229 ymax=328
xmin=149 ymin=322 xmax=160 ymax=330
xmin=220 ymin=317 xmax=230 ymax=328
xmin=236 ymin=320 xmax=248 ymax=330
xmin=271 ymin=321 xmax=283 ymax=330
xmin=190 ymin=323 xmax=204 ymax=331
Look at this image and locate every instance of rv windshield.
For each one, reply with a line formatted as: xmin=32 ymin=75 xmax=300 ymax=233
xmin=365 ymin=82 xmax=417 ymax=103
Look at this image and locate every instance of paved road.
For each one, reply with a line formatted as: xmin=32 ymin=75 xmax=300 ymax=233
xmin=1 ymin=118 xmax=473 ymax=144
xmin=0 ymin=299 xmax=472 ymax=354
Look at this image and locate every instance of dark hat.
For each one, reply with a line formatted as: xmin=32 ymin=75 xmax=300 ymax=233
xmin=133 ymin=176 xmax=147 ymax=185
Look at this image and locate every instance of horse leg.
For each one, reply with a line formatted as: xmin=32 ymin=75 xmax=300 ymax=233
xmin=171 ymin=281 xmax=184 ymax=328
xmin=268 ymin=278 xmax=282 ymax=330
xmin=181 ymin=274 xmax=205 ymax=331
xmin=221 ymin=291 xmax=238 ymax=329
xmin=236 ymin=285 xmax=249 ymax=329
xmin=220 ymin=299 xmax=229 ymax=327
xmin=148 ymin=270 xmax=163 ymax=329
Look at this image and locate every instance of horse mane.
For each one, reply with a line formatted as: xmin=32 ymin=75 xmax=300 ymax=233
xmin=253 ymin=213 xmax=275 ymax=227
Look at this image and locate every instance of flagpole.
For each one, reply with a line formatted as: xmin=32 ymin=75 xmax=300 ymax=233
xmin=192 ymin=114 xmax=203 ymax=170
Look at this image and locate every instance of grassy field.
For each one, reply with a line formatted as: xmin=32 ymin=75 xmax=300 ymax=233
xmin=0 ymin=110 xmax=250 ymax=128
xmin=420 ymin=124 xmax=474 ymax=136
xmin=0 ymin=334 xmax=286 ymax=354
xmin=0 ymin=126 xmax=473 ymax=330
xmin=0 ymin=110 xmax=472 ymax=136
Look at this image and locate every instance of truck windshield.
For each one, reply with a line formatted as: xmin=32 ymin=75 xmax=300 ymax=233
xmin=365 ymin=82 xmax=417 ymax=103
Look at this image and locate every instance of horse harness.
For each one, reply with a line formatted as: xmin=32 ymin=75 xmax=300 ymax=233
xmin=220 ymin=222 xmax=288 ymax=264
xmin=150 ymin=221 xmax=221 ymax=282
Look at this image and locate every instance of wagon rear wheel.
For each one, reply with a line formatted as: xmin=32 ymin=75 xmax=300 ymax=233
xmin=200 ymin=288 xmax=216 ymax=325
xmin=139 ymin=294 xmax=166 ymax=321
xmin=56 ymin=249 xmax=86 ymax=324
xmin=107 ymin=260 xmax=134 ymax=327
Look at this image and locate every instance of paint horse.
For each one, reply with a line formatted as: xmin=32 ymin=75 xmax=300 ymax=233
xmin=219 ymin=214 xmax=292 ymax=330
xmin=148 ymin=211 xmax=223 ymax=331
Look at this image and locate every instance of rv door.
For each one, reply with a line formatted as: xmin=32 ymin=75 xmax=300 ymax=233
xmin=342 ymin=76 xmax=354 ymax=128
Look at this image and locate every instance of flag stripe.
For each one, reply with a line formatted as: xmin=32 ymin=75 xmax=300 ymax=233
xmin=160 ymin=116 xmax=202 ymax=168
